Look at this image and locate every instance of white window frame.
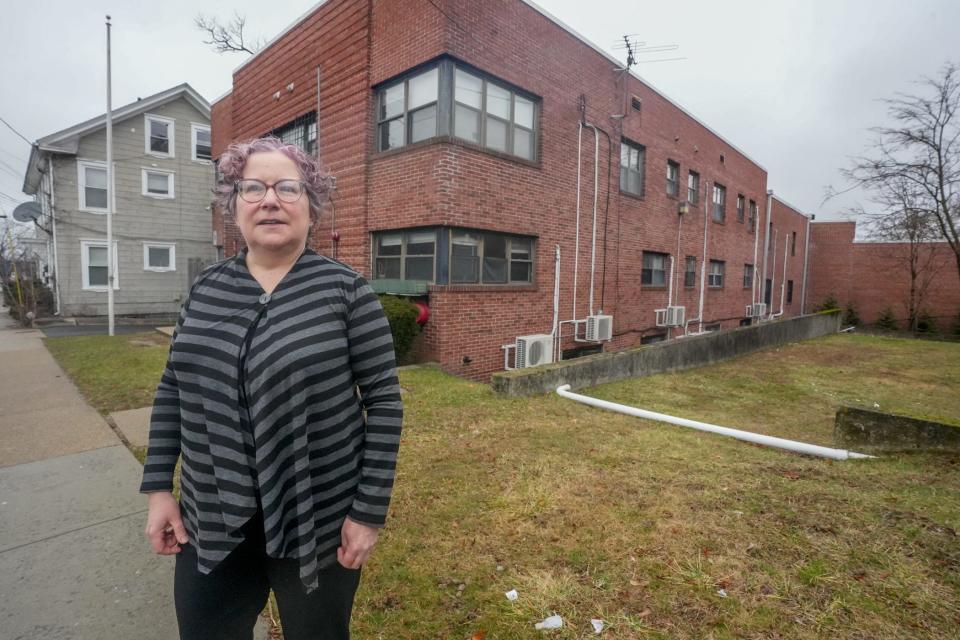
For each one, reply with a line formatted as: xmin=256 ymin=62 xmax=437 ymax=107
xmin=141 ymin=168 xmax=175 ymax=199
xmin=708 ymin=259 xmax=725 ymax=288
xmin=191 ymin=123 xmax=212 ymax=162
xmin=143 ymin=242 xmax=176 ymax=272
xmin=80 ymin=240 xmax=119 ymax=291
xmin=144 ymin=114 xmax=175 ymax=158
xmin=77 ymin=159 xmax=111 ymax=213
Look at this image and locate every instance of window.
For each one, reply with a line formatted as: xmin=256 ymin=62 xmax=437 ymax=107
xmin=712 ymin=183 xmax=726 ymax=222
xmin=748 ymin=200 xmax=757 ymax=232
xmin=142 ymin=169 xmax=175 ymax=198
xmin=684 ymin=256 xmax=696 ymax=287
xmin=373 ymin=230 xmax=437 ymax=281
xmin=666 ymin=160 xmax=679 ymax=197
xmin=641 ymin=251 xmax=668 ymax=286
xmin=641 ymin=333 xmax=667 ymax=345
xmin=787 ymin=280 xmax=794 ymax=304
xmin=81 ymin=240 xmax=119 ymax=290
xmin=377 ymin=67 xmax=439 ymax=151
xmin=143 ymin=242 xmax=176 ymax=272
xmin=792 ymin=231 xmax=797 ymax=256
xmin=145 ymin=114 xmax=175 ymax=157
xmin=77 ymin=160 xmax=108 ymax=212
xmin=620 ymin=139 xmax=645 ymax=196
xmin=453 ymin=67 xmax=537 ymax=160
xmin=687 ymin=171 xmax=699 ymax=204
xmin=191 ymin=124 xmax=211 ymax=161
xmin=450 ymin=230 xmax=533 ymax=284
xmin=736 ymin=194 xmax=745 ymax=223
xmin=743 ymin=264 xmax=754 ymax=289
xmin=708 ymin=260 xmax=725 ymax=288
xmin=271 ymin=112 xmax=317 ymax=156
xmin=704 ymin=322 xmax=722 ymax=332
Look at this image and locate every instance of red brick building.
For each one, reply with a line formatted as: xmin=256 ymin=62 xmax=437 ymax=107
xmin=807 ymin=221 xmax=959 ymax=329
xmin=211 ymin=0 xmax=812 ymax=380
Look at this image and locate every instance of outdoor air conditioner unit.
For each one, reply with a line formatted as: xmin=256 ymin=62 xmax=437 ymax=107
xmin=515 ymin=334 xmax=554 ymax=369
xmin=585 ymin=314 xmax=613 ymax=341
xmin=655 ymin=306 xmax=686 ymax=327
xmin=745 ymin=302 xmax=767 ymax=317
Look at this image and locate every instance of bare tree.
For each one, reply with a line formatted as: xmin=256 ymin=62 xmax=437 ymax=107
xmin=195 ymin=12 xmax=263 ymax=55
xmin=843 ymin=62 xmax=960 ymax=282
xmin=857 ymin=178 xmax=948 ymax=330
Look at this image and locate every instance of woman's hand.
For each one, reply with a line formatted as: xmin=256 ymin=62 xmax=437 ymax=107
xmin=144 ymin=491 xmax=189 ymax=555
xmin=337 ymin=517 xmax=379 ymax=569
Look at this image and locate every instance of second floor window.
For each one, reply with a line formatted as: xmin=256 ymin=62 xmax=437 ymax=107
xmin=454 ymin=68 xmax=536 ymax=160
xmin=641 ymin=251 xmax=668 ymax=286
xmin=737 ymin=194 xmax=745 ymax=223
xmin=145 ymin=114 xmax=174 ymax=157
xmin=687 ymin=171 xmax=699 ymax=204
xmin=620 ymin=139 xmax=645 ymax=196
xmin=712 ymin=183 xmax=726 ymax=222
xmin=708 ymin=260 xmax=725 ymax=287
xmin=666 ymin=160 xmax=679 ymax=197
xmin=684 ymin=256 xmax=696 ymax=287
xmin=192 ymin=124 xmax=212 ymax=161
xmin=748 ymin=200 xmax=757 ymax=232
xmin=743 ymin=264 xmax=754 ymax=288
xmin=78 ymin=161 xmax=108 ymax=212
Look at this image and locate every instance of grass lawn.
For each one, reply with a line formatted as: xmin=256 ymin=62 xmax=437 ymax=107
xmin=45 ymin=332 xmax=960 ymax=638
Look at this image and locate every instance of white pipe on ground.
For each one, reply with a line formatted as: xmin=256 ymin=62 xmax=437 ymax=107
xmin=556 ymin=385 xmax=875 ymax=460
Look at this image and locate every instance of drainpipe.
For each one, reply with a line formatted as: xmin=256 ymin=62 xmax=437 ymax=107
xmin=761 ymin=190 xmax=773 ymax=309
xmin=47 ymin=156 xmax=61 ymax=316
xmin=585 ymin=123 xmax=600 ymax=317
xmin=772 ymin=234 xmax=788 ymax=319
xmin=665 ymin=255 xmax=674 ymax=340
xmin=800 ymin=214 xmax=812 ymax=314
xmin=552 ymin=244 xmax=561 ymax=360
xmin=697 ymin=178 xmax=709 ymax=333
xmin=556 ymin=385 xmax=874 ymax=460
xmin=751 ymin=196 xmax=760 ymax=307
xmin=573 ymin=122 xmax=582 ymax=321
xmin=767 ymin=229 xmax=778 ymax=320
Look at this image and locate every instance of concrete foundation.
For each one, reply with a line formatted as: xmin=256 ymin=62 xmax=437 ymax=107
xmin=835 ymin=406 xmax=960 ymax=453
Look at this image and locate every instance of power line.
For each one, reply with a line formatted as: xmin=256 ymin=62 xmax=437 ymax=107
xmin=0 ymin=115 xmax=33 ymax=147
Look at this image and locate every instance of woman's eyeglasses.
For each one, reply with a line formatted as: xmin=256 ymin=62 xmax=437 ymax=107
xmin=235 ymin=179 xmax=306 ymax=203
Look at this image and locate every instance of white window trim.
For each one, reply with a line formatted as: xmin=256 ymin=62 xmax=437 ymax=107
xmin=77 ymin=159 xmax=113 ymax=214
xmin=190 ymin=122 xmax=212 ymax=162
xmin=142 ymin=242 xmax=176 ymax=272
xmin=80 ymin=240 xmax=119 ymax=291
xmin=141 ymin=168 xmax=176 ymax=199
xmin=144 ymin=113 xmax=175 ymax=158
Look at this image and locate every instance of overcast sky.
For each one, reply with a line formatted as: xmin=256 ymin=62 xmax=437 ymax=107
xmin=1 ymin=0 xmax=957 ymax=227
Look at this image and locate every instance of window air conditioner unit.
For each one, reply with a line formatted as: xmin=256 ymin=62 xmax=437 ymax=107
xmin=585 ymin=314 xmax=613 ymax=341
xmin=655 ymin=306 xmax=685 ymax=327
xmin=515 ymin=334 xmax=554 ymax=369
xmin=745 ymin=302 xmax=767 ymax=317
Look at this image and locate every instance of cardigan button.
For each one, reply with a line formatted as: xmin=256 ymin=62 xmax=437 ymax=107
xmin=259 ymin=293 xmax=271 ymax=305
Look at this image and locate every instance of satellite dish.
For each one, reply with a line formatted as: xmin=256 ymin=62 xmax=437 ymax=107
xmin=12 ymin=201 xmax=42 ymax=223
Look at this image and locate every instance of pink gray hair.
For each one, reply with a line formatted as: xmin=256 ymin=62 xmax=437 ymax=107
xmin=213 ymin=136 xmax=332 ymax=221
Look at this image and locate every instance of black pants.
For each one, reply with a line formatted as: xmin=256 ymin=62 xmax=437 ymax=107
xmin=174 ymin=514 xmax=361 ymax=640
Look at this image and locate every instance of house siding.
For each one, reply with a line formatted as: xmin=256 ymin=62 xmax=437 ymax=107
xmin=51 ymin=97 xmax=216 ymax=317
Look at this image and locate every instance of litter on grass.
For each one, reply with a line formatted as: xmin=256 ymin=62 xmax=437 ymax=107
xmin=505 ymin=589 xmax=518 ymax=601
xmin=535 ymin=614 xmax=563 ymax=630
xmin=591 ymin=618 xmax=604 ymax=634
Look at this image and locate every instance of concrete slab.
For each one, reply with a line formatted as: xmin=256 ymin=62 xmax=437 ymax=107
xmin=0 ymin=511 xmax=178 ymax=640
xmin=156 ymin=326 xmax=175 ymax=337
xmin=0 ymin=446 xmax=145 ymax=551
xmin=109 ymin=407 xmax=154 ymax=448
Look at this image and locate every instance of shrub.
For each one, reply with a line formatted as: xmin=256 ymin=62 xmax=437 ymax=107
xmin=378 ymin=295 xmax=421 ymax=363
xmin=875 ymin=307 xmax=898 ymax=331
xmin=843 ymin=303 xmax=861 ymax=326
xmin=3 ymin=278 xmax=55 ymax=323
xmin=816 ymin=294 xmax=840 ymax=313
xmin=915 ymin=309 xmax=937 ymax=334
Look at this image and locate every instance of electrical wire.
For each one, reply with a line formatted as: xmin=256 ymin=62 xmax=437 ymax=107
xmin=0 ymin=115 xmax=33 ymax=146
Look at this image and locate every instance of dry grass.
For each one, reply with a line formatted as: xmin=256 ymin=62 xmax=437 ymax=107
xmin=44 ymin=332 xmax=960 ymax=638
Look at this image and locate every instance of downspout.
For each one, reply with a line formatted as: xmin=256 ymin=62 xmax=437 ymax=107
xmin=751 ymin=197 xmax=760 ymax=307
xmin=47 ymin=156 xmax=61 ymax=316
xmin=573 ymin=121 xmax=582 ymax=321
xmin=556 ymin=385 xmax=874 ymax=460
xmin=665 ymin=255 xmax=674 ymax=340
xmin=772 ymin=234 xmax=788 ymax=318
xmin=767 ymin=229 xmax=778 ymax=320
xmin=800 ymin=214 xmax=812 ymax=314
xmin=697 ymin=178 xmax=709 ymax=333
xmin=761 ymin=190 xmax=773 ymax=308
xmin=552 ymin=244 xmax=561 ymax=361
xmin=585 ymin=123 xmax=600 ymax=316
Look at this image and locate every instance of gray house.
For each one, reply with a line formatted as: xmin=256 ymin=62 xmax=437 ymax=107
xmin=23 ymin=83 xmax=216 ymax=318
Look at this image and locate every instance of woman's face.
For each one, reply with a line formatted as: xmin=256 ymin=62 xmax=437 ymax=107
xmin=236 ymin=151 xmax=312 ymax=256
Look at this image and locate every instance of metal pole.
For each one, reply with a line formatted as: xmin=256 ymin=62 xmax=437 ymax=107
xmin=106 ymin=15 xmax=114 ymax=336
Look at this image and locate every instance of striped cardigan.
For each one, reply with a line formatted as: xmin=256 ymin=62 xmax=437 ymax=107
xmin=140 ymin=248 xmax=403 ymax=590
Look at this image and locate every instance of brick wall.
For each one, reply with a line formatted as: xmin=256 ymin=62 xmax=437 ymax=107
xmin=210 ymin=0 xmax=822 ymax=381
xmin=808 ymin=221 xmax=959 ymax=328
xmin=767 ymin=196 xmax=810 ymax=314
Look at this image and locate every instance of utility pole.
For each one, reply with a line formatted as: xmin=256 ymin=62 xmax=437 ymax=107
xmin=106 ymin=15 xmax=115 ymax=335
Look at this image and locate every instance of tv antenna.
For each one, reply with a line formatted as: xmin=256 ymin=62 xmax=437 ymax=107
xmin=613 ymin=35 xmax=685 ymax=71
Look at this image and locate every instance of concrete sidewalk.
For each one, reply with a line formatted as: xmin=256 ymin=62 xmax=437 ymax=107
xmin=0 ymin=308 xmax=181 ymax=639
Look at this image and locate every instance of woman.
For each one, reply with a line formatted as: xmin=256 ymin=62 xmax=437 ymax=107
xmin=141 ymin=137 xmax=402 ymax=640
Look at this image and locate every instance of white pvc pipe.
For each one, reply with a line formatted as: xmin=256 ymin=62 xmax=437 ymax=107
xmin=556 ymin=385 xmax=874 ymax=460
xmin=767 ymin=229 xmax=778 ymax=320
xmin=586 ymin=123 xmax=599 ymax=316
xmin=697 ymin=179 xmax=709 ymax=333
xmin=751 ymin=197 xmax=760 ymax=307
xmin=666 ymin=254 xmax=674 ymax=307
xmin=800 ymin=215 xmax=811 ymax=314
xmin=552 ymin=244 xmax=560 ymax=361
xmin=47 ymin=156 xmax=61 ymax=316
xmin=573 ymin=122 xmax=582 ymax=320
